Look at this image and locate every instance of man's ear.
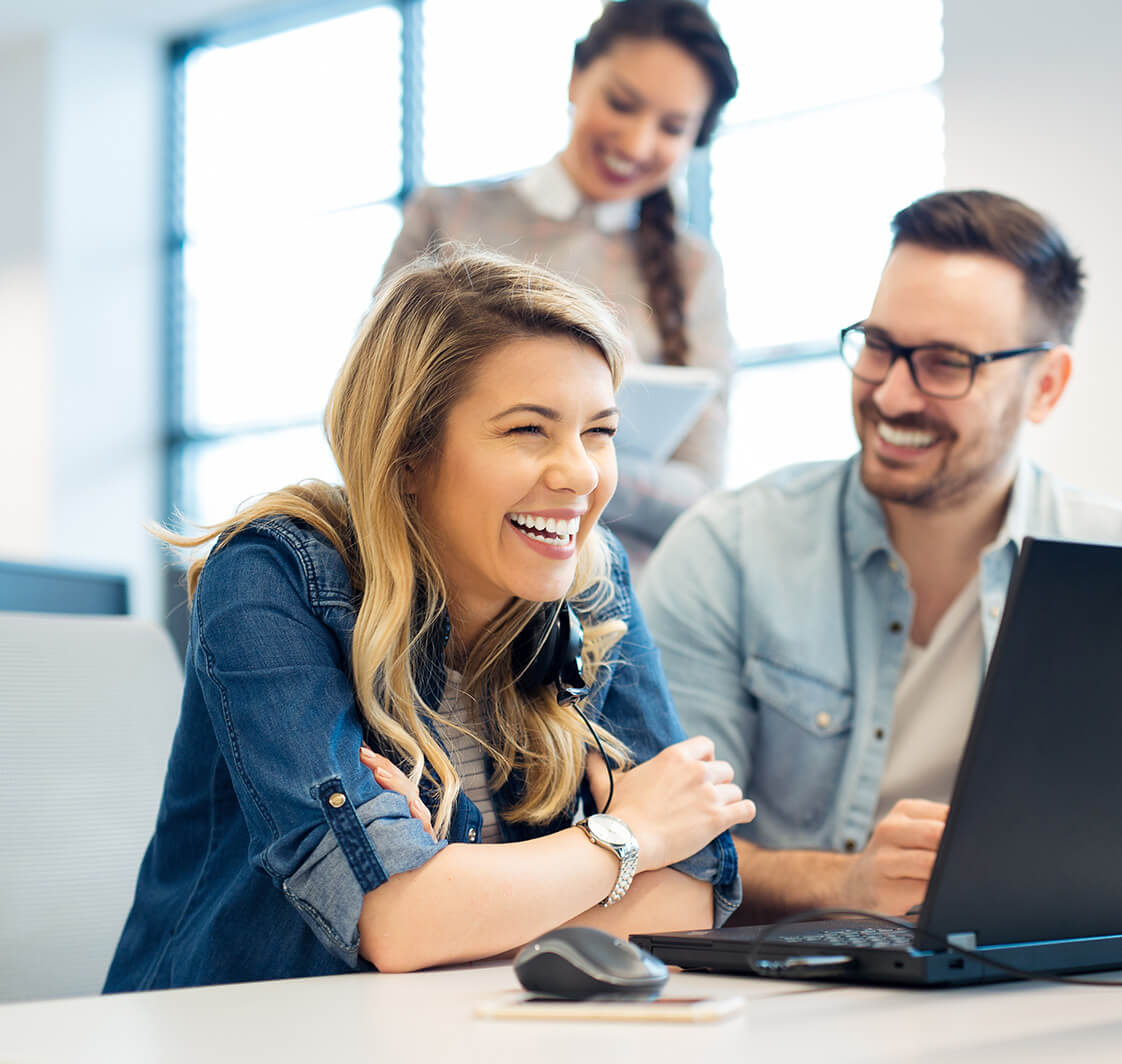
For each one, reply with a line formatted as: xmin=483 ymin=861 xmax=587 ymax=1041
xmin=567 ymin=66 xmax=580 ymax=107
xmin=1026 ymin=345 xmax=1072 ymax=424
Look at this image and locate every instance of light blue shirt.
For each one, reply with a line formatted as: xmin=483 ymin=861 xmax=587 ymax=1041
xmin=639 ymin=456 xmax=1122 ymax=854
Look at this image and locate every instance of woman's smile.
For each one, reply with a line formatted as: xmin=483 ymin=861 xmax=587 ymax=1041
xmin=413 ymin=335 xmax=618 ymax=646
xmin=506 ymin=511 xmax=583 ymax=549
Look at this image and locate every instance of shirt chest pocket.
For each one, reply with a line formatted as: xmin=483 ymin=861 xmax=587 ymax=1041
xmin=744 ymin=656 xmax=855 ymax=831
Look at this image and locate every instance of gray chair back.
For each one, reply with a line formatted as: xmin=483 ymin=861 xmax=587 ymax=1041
xmin=0 ymin=613 xmax=182 ymax=1003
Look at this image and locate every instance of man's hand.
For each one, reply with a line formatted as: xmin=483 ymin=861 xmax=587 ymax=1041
xmin=838 ymin=799 xmax=948 ymax=915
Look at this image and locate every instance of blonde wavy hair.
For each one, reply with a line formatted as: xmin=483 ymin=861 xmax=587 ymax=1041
xmin=165 ymin=246 xmax=632 ymax=837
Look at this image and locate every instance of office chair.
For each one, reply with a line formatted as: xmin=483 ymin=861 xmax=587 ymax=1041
xmin=0 ymin=612 xmax=182 ymax=1003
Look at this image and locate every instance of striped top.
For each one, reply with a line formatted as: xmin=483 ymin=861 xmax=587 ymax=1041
xmin=432 ymin=671 xmax=503 ymax=844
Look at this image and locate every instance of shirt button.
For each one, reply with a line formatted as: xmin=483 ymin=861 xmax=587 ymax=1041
xmin=328 ymin=793 xmax=346 ymax=809
xmin=844 ymin=838 xmax=857 ymax=852
xmin=815 ymin=711 xmax=831 ymax=730
xmin=874 ymin=728 xmax=885 ymax=740
xmin=888 ymin=559 xmax=900 ymax=572
xmin=467 ymin=827 xmax=478 ymax=842
xmin=889 ymin=621 xmax=903 ymax=634
xmin=989 ymin=604 xmax=1001 ymax=619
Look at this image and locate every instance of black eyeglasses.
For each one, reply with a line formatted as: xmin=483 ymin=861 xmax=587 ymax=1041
xmin=839 ymin=322 xmax=1055 ymax=399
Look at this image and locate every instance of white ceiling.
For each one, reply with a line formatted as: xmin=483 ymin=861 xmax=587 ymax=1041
xmin=0 ymin=0 xmax=271 ymax=43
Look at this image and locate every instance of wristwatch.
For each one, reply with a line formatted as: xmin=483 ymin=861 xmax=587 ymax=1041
xmin=577 ymin=813 xmax=640 ymax=907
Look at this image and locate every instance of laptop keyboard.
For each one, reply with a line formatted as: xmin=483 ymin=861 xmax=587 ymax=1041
xmin=770 ymin=926 xmax=916 ymax=950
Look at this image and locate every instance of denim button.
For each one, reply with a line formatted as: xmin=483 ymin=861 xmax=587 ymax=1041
xmin=328 ymin=792 xmax=346 ymax=809
xmin=815 ymin=711 xmax=831 ymax=730
xmin=467 ymin=827 xmax=478 ymax=842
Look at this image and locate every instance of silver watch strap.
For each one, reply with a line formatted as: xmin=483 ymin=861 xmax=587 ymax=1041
xmin=600 ymin=846 xmax=638 ymax=907
xmin=579 ymin=815 xmax=640 ymax=907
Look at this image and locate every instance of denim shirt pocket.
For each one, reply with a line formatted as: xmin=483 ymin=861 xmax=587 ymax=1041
xmin=744 ymin=655 xmax=855 ymax=832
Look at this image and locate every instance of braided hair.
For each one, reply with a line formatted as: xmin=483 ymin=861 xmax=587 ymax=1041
xmin=573 ymin=0 xmax=738 ymax=366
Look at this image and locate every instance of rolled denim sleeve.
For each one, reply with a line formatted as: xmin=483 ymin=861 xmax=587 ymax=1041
xmin=590 ymin=534 xmax=742 ymax=926
xmin=192 ymin=529 xmax=446 ymax=964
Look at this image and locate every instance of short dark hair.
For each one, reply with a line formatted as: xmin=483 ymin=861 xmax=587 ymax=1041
xmin=572 ymin=0 xmax=738 ymax=148
xmin=890 ymin=190 xmax=1085 ymax=344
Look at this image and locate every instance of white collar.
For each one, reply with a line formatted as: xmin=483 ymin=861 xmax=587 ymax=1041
xmin=514 ymin=155 xmax=639 ymax=234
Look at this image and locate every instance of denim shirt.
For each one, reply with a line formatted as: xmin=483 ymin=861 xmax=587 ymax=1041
xmin=104 ymin=518 xmax=740 ymax=992
xmin=639 ymin=456 xmax=1122 ymax=855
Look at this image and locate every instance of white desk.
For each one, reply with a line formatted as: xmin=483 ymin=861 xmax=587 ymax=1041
xmin=2 ymin=962 xmax=1120 ymax=1063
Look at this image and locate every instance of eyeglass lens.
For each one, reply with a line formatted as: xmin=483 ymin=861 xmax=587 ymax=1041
xmin=841 ymin=329 xmax=972 ymax=398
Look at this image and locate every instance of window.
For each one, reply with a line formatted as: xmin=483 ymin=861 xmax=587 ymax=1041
xmin=421 ymin=0 xmax=602 ymax=185
xmin=168 ymin=0 xmax=944 ymax=525
xmin=172 ymin=4 xmax=403 ymax=525
xmin=708 ymin=0 xmax=945 ymax=485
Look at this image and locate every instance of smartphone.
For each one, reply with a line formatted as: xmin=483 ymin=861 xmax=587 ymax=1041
xmin=474 ymin=992 xmax=744 ymax=1024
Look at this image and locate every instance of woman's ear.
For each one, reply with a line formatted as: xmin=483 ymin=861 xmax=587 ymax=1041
xmin=1026 ymin=345 xmax=1072 ymax=425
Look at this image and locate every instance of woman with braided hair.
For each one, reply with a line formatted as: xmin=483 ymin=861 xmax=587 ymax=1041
xmin=381 ymin=0 xmax=738 ymax=566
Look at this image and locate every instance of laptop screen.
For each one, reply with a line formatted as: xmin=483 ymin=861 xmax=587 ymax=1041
xmin=921 ymin=537 xmax=1122 ymax=947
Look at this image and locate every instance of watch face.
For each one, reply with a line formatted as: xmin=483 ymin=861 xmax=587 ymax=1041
xmin=589 ymin=814 xmax=631 ymax=846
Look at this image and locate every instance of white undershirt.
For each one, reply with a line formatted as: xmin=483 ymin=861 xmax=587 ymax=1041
xmin=874 ymin=576 xmax=984 ymax=823
xmin=431 ymin=671 xmax=503 ymax=843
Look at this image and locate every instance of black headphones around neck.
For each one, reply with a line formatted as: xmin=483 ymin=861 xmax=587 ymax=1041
xmin=513 ymin=601 xmax=588 ymax=704
xmin=511 ymin=599 xmax=616 ymax=812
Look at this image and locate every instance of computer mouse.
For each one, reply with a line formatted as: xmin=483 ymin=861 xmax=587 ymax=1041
xmin=513 ymin=925 xmax=669 ymax=1000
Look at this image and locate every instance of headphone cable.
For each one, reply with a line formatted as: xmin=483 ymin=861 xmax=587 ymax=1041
xmin=570 ymin=702 xmax=614 ymax=815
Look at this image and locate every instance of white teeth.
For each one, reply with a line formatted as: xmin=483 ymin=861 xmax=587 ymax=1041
xmin=602 ymin=152 xmax=637 ymax=177
xmin=507 ymin=513 xmax=582 ymax=544
xmin=877 ymin=422 xmax=936 ymax=449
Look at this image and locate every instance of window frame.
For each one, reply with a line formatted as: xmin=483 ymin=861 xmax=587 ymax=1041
xmin=162 ymin=0 xmax=419 ymax=527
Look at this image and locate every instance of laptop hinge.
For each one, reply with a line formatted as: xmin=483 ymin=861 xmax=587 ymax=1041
xmin=945 ymin=931 xmax=977 ymax=952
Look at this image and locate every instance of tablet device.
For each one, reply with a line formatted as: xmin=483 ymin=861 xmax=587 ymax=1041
xmin=613 ymin=363 xmax=721 ymax=464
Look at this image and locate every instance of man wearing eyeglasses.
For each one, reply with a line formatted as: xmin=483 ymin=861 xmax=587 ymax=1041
xmin=639 ymin=189 xmax=1122 ymax=921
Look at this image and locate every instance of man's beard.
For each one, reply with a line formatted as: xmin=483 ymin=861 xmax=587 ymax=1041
xmin=856 ymin=399 xmax=1007 ymax=510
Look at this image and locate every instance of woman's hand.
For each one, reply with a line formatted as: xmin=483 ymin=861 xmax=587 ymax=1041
xmin=359 ymin=746 xmax=436 ymax=839
xmin=585 ymin=735 xmax=755 ymax=874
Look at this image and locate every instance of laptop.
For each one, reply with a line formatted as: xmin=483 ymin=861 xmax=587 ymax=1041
xmin=633 ymin=537 xmax=1122 ymax=986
